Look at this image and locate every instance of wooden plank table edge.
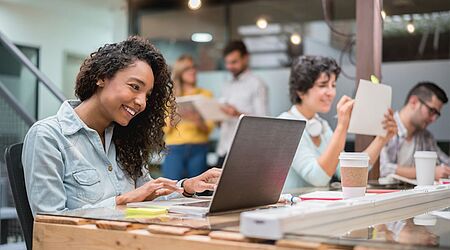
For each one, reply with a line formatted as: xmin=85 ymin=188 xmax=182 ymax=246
xmin=33 ymin=221 xmax=300 ymax=250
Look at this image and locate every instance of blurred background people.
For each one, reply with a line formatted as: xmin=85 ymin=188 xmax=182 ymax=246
xmin=216 ymin=40 xmax=268 ymax=166
xmin=162 ymin=55 xmax=215 ymax=180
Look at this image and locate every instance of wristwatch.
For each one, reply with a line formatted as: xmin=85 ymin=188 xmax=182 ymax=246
xmin=180 ymin=178 xmax=195 ymax=197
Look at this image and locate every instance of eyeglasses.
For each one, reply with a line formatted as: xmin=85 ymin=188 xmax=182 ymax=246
xmin=418 ymin=98 xmax=441 ymax=118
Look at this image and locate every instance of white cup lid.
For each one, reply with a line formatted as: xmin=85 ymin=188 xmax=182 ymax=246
xmin=414 ymin=151 xmax=437 ymax=158
xmin=339 ymin=152 xmax=370 ymax=161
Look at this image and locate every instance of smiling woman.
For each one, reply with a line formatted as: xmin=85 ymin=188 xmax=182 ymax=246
xmin=21 ymin=36 xmax=221 ymax=216
xmin=279 ymin=55 xmax=398 ymax=190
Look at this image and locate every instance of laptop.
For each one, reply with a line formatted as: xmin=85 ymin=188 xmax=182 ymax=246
xmin=129 ymin=115 xmax=306 ymax=215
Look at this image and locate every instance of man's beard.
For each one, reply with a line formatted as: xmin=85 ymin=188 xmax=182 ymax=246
xmin=411 ymin=112 xmax=427 ymax=131
xmin=232 ymin=67 xmax=247 ymax=78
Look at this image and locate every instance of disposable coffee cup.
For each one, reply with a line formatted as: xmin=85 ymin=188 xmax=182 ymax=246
xmin=414 ymin=151 xmax=437 ymax=186
xmin=339 ymin=152 xmax=370 ymax=199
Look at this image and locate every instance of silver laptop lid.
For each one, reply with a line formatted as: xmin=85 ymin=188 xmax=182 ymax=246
xmin=208 ymin=115 xmax=306 ymax=214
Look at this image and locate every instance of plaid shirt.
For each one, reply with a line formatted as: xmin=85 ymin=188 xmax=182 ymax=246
xmin=380 ymin=112 xmax=449 ymax=177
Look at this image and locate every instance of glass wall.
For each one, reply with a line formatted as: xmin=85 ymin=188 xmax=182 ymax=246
xmin=0 ymin=43 xmax=39 ymax=248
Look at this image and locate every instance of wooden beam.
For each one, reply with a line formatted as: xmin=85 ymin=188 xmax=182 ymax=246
xmin=355 ymin=0 xmax=383 ymax=180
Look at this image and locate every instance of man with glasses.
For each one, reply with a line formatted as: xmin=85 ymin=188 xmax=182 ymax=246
xmin=380 ymin=82 xmax=450 ymax=180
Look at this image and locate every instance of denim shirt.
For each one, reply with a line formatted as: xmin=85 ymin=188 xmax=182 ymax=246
xmin=22 ymin=100 xmax=181 ymax=216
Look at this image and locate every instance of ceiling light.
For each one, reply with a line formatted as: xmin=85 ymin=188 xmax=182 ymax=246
xmin=406 ymin=21 xmax=415 ymax=33
xmin=256 ymin=17 xmax=268 ymax=29
xmin=381 ymin=10 xmax=386 ymax=20
xmin=290 ymin=33 xmax=302 ymax=45
xmin=191 ymin=33 xmax=212 ymax=42
xmin=188 ymin=0 xmax=201 ymax=10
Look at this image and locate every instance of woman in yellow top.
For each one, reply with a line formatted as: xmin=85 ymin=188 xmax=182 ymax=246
xmin=162 ymin=55 xmax=215 ymax=179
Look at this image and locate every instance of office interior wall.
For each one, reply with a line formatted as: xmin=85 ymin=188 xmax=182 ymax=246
xmin=62 ymin=53 xmax=86 ymax=100
xmin=0 ymin=0 xmax=128 ymax=119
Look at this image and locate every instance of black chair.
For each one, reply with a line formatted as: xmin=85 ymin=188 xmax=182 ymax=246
xmin=5 ymin=143 xmax=33 ymax=250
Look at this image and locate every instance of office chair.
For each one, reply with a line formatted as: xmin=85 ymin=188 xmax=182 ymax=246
xmin=5 ymin=143 xmax=33 ymax=250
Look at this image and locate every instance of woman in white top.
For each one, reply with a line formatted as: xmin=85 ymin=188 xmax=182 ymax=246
xmin=279 ymin=55 xmax=397 ymax=189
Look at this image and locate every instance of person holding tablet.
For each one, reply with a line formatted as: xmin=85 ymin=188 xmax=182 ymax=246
xmin=162 ymin=54 xmax=215 ymax=180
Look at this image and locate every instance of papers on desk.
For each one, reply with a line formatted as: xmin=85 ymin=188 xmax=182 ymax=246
xmin=386 ymin=174 xmax=418 ymax=185
xmin=299 ymin=191 xmax=384 ymax=201
xmin=127 ymin=197 xmax=212 ymax=216
xmin=176 ymin=95 xmax=232 ymax=122
xmin=386 ymin=174 xmax=442 ymax=186
xmin=430 ymin=211 xmax=450 ymax=220
xmin=348 ymin=79 xmax=392 ymax=136
xmin=299 ymin=191 xmax=344 ymax=201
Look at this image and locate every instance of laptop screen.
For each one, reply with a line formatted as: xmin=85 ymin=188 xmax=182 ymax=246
xmin=208 ymin=115 xmax=306 ymax=214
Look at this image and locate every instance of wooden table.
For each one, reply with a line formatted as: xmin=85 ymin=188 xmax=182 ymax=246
xmin=33 ymin=214 xmax=326 ymax=250
xmin=32 ymin=188 xmax=450 ymax=250
xmin=33 ymin=209 xmax=450 ymax=250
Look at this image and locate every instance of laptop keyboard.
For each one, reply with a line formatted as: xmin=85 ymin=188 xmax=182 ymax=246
xmin=179 ymin=201 xmax=211 ymax=207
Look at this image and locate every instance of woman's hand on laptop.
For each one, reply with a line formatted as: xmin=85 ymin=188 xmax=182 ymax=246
xmin=183 ymin=168 xmax=222 ymax=194
xmin=115 ymin=178 xmax=183 ymax=205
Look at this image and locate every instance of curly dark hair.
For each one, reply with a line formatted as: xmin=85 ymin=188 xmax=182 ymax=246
xmin=289 ymin=55 xmax=341 ymax=104
xmin=75 ymin=36 xmax=175 ymax=180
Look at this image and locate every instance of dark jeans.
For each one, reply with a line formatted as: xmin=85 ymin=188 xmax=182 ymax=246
xmin=162 ymin=143 xmax=209 ymax=180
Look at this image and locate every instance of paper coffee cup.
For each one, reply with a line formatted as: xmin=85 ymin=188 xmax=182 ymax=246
xmin=414 ymin=151 xmax=437 ymax=186
xmin=339 ymin=152 xmax=370 ymax=199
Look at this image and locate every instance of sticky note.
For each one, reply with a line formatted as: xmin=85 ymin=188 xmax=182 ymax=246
xmin=370 ymin=74 xmax=380 ymax=84
xmin=125 ymin=207 xmax=168 ymax=218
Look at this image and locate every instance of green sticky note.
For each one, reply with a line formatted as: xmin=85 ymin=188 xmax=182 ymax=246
xmin=370 ymin=75 xmax=380 ymax=84
xmin=126 ymin=206 xmax=168 ymax=218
